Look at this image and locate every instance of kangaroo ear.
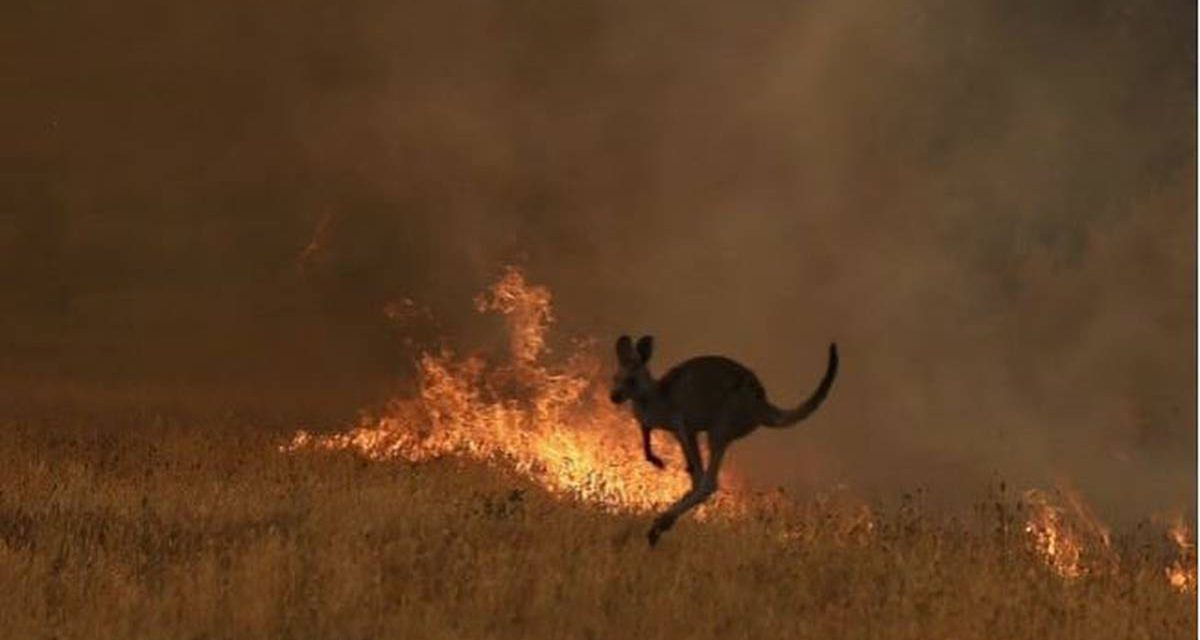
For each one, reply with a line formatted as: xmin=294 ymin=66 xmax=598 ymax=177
xmin=615 ymin=335 xmax=634 ymax=363
xmin=635 ymin=335 xmax=654 ymax=363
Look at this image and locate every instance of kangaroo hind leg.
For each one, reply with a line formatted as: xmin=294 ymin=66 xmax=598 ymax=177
xmin=647 ymin=433 xmax=728 ymax=547
xmin=677 ymin=426 xmax=703 ymax=486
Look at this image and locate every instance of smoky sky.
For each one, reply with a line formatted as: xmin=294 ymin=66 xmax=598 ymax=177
xmin=3 ymin=0 xmax=1195 ymax=521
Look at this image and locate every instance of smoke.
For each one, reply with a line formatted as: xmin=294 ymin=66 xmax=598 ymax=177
xmin=2 ymin=0 xmax=1193 ymax=520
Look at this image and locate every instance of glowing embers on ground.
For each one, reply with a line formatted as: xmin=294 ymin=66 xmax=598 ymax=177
xmin=288 ymin=266 xmax=738 ymax=514
xmin=1022 ymin=487 xmax=1115 ymax=580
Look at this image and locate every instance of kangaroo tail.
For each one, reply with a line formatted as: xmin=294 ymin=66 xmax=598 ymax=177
xmin=764 ymin=343 xmax=838 ymax=428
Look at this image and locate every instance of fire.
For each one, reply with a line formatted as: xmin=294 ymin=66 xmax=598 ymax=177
xmin=282 ymin=264 xmax=1190 ymax=588
xmin=1164 ymin=515 xmax=1197 ymax=594
xmin=287 ymin=266 xmax=739 ymax=514
xmin=1022 ymin=487 xmax=1114 ymax=580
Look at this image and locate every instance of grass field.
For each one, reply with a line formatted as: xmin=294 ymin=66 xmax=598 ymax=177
xmin=0 ymin=406 xmax=1194 ymax=640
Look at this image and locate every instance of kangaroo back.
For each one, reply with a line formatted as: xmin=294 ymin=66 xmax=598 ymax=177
xmin=657 ymin=356 xmax=769 ymax=428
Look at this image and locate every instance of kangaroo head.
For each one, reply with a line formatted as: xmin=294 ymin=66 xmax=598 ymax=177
xmin=610 ymin=334 xmax=655 ymax=404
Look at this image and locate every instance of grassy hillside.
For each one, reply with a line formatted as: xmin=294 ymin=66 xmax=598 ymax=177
xmin=0 ymin=414 xmax=1193 ymax=640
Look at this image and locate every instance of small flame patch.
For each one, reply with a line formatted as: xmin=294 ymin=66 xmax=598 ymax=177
xmin=1022 ymin=487 xmax=1114 ymax=580
xmin=1164 ymin=515 xmax=1197 ymax=594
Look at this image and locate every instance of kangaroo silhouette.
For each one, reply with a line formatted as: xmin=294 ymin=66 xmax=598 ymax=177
xmin=609 ymin=335 xmax=838 ymax=546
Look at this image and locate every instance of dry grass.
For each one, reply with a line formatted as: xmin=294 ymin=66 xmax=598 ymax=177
xmin=0 ymin=414 xmax=1193 ymax=640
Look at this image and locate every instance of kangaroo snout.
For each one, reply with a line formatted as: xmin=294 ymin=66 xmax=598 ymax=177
xmin=609 ymin=389 xmax=625 ymax=404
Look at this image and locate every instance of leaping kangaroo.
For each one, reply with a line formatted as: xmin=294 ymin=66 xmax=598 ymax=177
xmin=609 ymin=335 xmax=839 ymax=546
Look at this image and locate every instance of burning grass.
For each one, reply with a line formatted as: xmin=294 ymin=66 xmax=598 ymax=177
xmin=0 ymin=268 xmax=1193 ymax=637
xmin=282 ymin=267 xmax=1194 ymax=591
xmin=287 ymin=266 xmax=735 ymax=514
xmin=1165 ymin=514 xmax=1198 ymax=594
xmin=1022 ymin=487 xmax=1116 ymax=580
xmin=0 ymin=416 xmax=1194 ymax=640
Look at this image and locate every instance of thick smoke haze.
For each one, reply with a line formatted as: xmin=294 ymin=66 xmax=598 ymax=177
xmin=3 ymin=0 xmax=1194 ymax=520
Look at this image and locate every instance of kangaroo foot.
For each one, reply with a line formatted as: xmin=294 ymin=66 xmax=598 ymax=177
xmin=647 ymin=514 xmax=676 ymax=547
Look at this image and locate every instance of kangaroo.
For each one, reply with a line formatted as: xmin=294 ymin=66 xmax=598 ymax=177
xmin=609 ymin=335 xmax=838 ymax=546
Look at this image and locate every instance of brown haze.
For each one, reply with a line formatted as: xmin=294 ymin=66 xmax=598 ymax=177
xmin=2 ymin=0 xmax=1195 ymax=523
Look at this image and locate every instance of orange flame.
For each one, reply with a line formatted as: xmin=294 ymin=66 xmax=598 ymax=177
xmin=1023 ymin=487 xmax=1114 ymax=580
xmin=1164 ymin=515 xmax=1197 ymax=594
xmin=287 ymin=266 xmax=740 ymax=514
xmin=283 ymin=265 xmax=1189 ymax=587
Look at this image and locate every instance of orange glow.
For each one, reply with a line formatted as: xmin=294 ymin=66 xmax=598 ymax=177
xmin=287 ymin=266 xmax=740 ymax=514
xmin=1164 ymin=515 xmax=1197 ymax=594
xmin=1023 ymin=487 xmax=1114 ymax=580
xmin=282 ymin=266 xmax=1188 ymax=589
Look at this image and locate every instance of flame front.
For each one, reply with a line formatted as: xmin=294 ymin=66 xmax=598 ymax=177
xmin=284 ymin=265 xmax=1192 ymax=589
xmin=288 ymin=266 xmax=736 ymax=513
